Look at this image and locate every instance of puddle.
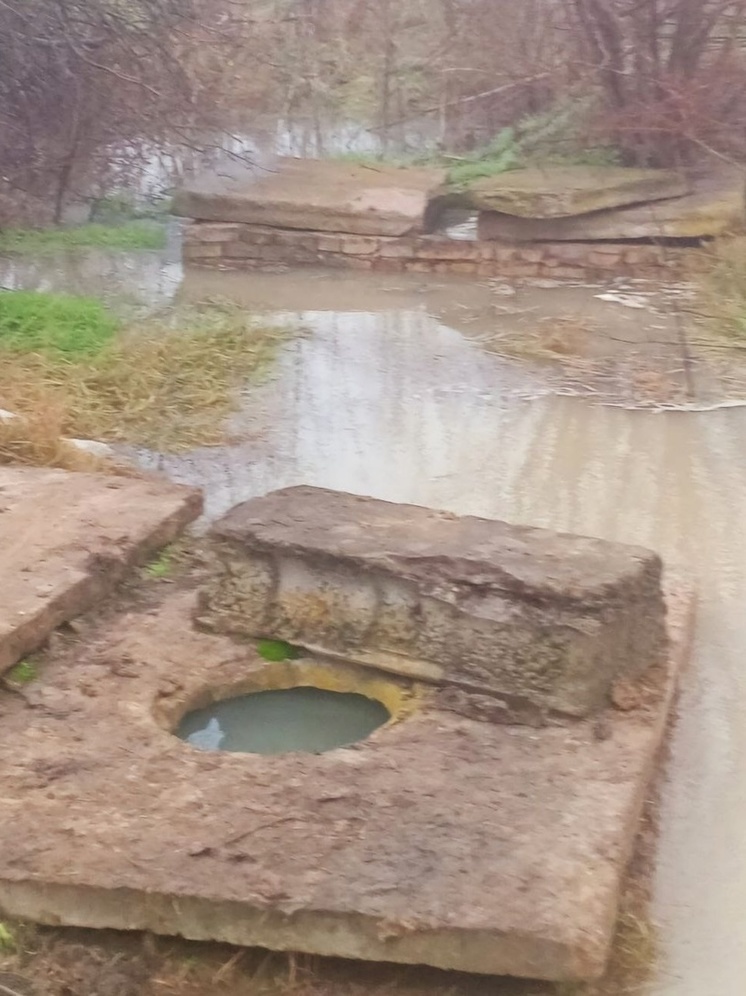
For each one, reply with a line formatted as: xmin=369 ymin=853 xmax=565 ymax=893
xmin=178 ymin=687 xmax=390 ymax=755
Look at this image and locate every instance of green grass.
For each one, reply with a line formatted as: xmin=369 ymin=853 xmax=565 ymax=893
xmin=0 ymin=291 xmax=119 ymax=357
xmin=0 ymin=921 xmax=16 ymax=952
xmin=257 ymin=640 xmax=303 ymax=662
xmin=0 ymin=298 xmax=295 ymax=454
xmin=698 ymin=236 xmax=746 ymax=341
xmin=146 ymin=550 xmax=173 ymax=579
xmin=446 ymin=111 xmax=621 ymax=189
xmin=6 ymin=661 xmax=36 ymax=685
xmin=0 ymin=220 xmax=166 ymax=254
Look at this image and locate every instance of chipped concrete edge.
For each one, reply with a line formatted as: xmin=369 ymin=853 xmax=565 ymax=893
xmin=0 ymin=487 xmax=203 ymax=676
xmin=0 ymin=879 xmax=601 ymax=981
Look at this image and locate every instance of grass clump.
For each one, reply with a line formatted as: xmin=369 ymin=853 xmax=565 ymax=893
xmin=7 ymin=661 xmax=36 ymax=685
xmin=0 ymin=922 xmax=16 ymax=952
xmin=257 ymin=640 xmax=303 ymax=662
xmin=697 ymin=236 xmax=746 ymax=341
xmin=0 ymin=299 xmax=293 ymax=455
xmin=447 ymin=98 xmax=620 ymax=189
xmin=146 ymin=551 xmax=174 ymax=579
xmin=0 ymin=405 xmax=112 ymax=472
xmin=0 ymin=290 xmax=119 ymax=356
xmin=0 ymin=220 xmax=166 ymax=254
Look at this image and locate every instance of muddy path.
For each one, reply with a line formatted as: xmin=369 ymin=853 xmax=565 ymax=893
xmin=3 ymin=245 xmax=746 ymax=994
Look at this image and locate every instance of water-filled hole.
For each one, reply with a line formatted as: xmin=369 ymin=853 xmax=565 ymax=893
xmin=177 ymin=686 xmax=391 ymax=755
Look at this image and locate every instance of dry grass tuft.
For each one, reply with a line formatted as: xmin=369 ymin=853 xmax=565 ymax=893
xmin=0 ymin=301 xmax=294 ymax=455
xmin=0 ymin=406 xmax=107 ymax=471
xmin=696 ymin=235 xmax=746 ymax=341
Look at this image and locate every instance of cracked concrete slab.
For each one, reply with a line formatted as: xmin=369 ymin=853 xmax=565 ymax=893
xmin=0 ymin=579 xmax=694 ymax=983
xmin=0 ymin=466 xmax=202 ymax=675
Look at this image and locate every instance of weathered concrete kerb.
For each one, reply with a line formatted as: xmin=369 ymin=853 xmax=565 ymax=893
xmin=197 ymin=487 xmax=668 ymax=717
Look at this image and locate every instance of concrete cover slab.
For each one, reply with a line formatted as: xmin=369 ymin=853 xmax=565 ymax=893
xmin=0 ymin=585 xmax=694 ymax=982
xmin=461 ymin=166 xmax=689 ymax=218
xmin=197 ymin=487 xmax=667 ymax=717
xmin=478 ymin=170 xmax=746 ymax=241
xmin=173 ymin=158 xmax=447 ymax=236
xmin=0 ymin=466 xmax=202 ymax=675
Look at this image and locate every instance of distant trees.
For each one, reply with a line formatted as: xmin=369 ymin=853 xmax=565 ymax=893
xmin=0 ymin=0 xmax=240 ymax=224
xmin=568 ymin=0 xmax=746 ymax=164
xmin=1 ymin=0 xmax=745 ymax=226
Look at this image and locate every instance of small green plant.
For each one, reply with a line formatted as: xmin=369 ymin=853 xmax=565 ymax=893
xmin=0 ymin=290 xmax=119 ymax=357
xmin=146 ymin=550 xmax=173 ymax=579
xmin=257 ymin=640 xmax=302 ymax=662
xmin=446 ymin=97 xmax=621 ymax=189
xmin=7 ymin=660 xmax=36 ymax=685
xmin=0 ymin=921 xmax=16 ymax=952
xmin=0 ymin=221 xmax=166 ymax=255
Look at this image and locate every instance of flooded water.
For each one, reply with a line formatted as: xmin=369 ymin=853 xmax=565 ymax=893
xmin=3 ymin=244 xmax=746 ymax=993
xmin=178 ymin=687 xmax=390 ymax=755
xmin=0 ymin=226 xmax=183 ymax=316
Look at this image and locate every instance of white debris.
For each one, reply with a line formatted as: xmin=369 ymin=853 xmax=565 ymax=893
xmin=595 ymin=292 xmax=649 ymax=309
xmin=66 ymin=438 xmax=115 ymax=458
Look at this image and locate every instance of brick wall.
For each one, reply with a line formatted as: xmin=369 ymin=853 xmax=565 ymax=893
xmin=183 ymin=221 xmax=692 ymax=281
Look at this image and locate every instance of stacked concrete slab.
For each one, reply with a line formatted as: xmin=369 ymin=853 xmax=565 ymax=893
xmin=174 ymin=157 xmax=447 ymax=237
xmin=176 ymin=158 xmax=744 ymax=280
xmin=473 ymin=166 xmax=746 ymax=242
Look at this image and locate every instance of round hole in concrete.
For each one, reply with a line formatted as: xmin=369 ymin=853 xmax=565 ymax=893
xmin=176 ymin=686 xmax=391 ymax=755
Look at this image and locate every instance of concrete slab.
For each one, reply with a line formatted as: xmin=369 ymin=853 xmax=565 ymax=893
xmin=197 ymin=487 xmax=667 ymax=717
xmin=460 ymin=166 xmax=689 ymax=218
xmin=173 ymin=158 xmax=447 ymax=237
xmin=0 ymin=581 xmax=694 ymax=982
xmin=477 ymin=170 xmax=746 ymax=241
xmin=0 ymin=466 xmax=203 ymax=675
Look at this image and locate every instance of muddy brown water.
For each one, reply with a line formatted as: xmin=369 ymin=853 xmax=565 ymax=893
xmin=3 ymin=248 xmax=746 ymax=993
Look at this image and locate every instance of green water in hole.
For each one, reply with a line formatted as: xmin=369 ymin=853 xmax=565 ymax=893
xmin=177 ymin=687 xmax=391 ymax=755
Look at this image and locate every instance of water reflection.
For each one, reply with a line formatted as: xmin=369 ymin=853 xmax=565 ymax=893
xmin=0 ymin=234 xmax=182 ymax=316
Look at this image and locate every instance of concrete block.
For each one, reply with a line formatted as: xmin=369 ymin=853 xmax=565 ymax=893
xmin=197 ymin=488 xmax=668 ymax=716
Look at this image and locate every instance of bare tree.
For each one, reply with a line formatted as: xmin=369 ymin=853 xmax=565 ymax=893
xmin=0 ymin=0 xmax=242 ymax=224
xmin=568 ymin=0 xmax=746 ymax=163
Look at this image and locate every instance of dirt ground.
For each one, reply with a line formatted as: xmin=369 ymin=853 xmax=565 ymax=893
xmin=0 ymin=541 xmax=678 ymax=996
